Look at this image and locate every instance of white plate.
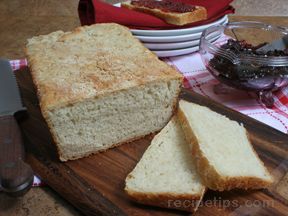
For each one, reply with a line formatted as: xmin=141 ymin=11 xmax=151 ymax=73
xmin=144 ymin=34 xmax=220 ymax=50
xmin=113 ymin=3 xmax=228 ymax=37
xmin=154 ymin=46 xmax=199 ymax=57
xmin=132 ymin=15 xmax=228 ymax=36
xmin=135 ymin=27 xmax=223 ymax=43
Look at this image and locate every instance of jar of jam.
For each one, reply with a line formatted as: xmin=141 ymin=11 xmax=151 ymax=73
xmin=200 ymin=22 xmax=288 ymax=107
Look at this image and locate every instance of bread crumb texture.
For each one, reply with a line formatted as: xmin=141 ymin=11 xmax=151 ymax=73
xmin=26 ymin=23 xmax=182 ymax=161
xmin=125 ymin=117 xmax=205 ymax=211
xmin=178 ymin=100 xmax=273 ymax=191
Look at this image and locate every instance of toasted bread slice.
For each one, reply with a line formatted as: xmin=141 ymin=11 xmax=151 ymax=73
xmin=178 ymin=100 xmax=273 ymax=191
xmin=121 ymin=0 xmax=207 ymax=26
xmin=125 ymin=117 xmax=206 ymax=212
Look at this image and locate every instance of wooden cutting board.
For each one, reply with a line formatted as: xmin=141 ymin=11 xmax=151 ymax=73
xmin=16 ymin=67 xmax=288 ymax=216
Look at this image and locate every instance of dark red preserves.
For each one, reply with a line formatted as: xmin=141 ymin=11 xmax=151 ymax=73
xmin=209 ymin=39 xmax=288 ymax=81
xmin=131 ymin=0 xmax=196 ymax=13
xmin=208 ymin=39 xmax=288 ymax=92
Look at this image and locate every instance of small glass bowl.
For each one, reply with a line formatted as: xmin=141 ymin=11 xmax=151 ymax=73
xmin=200 ymin=21 xmax=288 ymax=107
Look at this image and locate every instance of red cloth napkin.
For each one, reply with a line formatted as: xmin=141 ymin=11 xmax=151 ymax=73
xmin=78 ymin=0 xmax=235 ymax=29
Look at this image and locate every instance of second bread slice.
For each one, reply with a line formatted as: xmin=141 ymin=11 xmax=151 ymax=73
xmin=125 ymin=117 xmax=205 ymax=212
xmin=178 ymin=100 xmax=273 ymax=191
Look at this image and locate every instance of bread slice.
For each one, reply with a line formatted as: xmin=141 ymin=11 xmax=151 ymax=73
xmin=25 ymin=23 xmax=183 ymax=161
xmin=125 ymin=117 xmax=206 ymax=212
xmin=178 ymin=100 xmax=273 ymax=191
xmin=121 ymin=0 xmax=207 ymax=26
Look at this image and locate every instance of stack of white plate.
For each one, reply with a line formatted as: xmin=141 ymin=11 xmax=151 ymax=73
xmin=131 ymin=15 xmax=229 ymax=57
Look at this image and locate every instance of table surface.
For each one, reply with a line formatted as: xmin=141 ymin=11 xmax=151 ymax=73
xmin=0 ymin=0 xmax=288 ymax=215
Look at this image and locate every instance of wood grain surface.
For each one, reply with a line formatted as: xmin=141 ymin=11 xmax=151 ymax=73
xmin=16 ymin=67 xmax=288 ymax=216
xmin=1 ymin=0 xmax=286 ymax=214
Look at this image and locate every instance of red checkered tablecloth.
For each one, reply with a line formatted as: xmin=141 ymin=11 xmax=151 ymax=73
xmin=9 ymin=59 xmax=27 ymax=70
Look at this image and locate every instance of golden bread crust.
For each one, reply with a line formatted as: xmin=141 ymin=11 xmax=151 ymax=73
xmin=26 ymin=23 xmax=183 ymax=111
xmin=125 ymin=187 xmax=206 ymax=212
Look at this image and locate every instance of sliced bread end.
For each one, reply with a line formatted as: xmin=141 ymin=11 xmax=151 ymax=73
xmin=177 ymin=100 xmax=273 ymax=191
xmin=125 ymin=117 xmax=205 ymax=212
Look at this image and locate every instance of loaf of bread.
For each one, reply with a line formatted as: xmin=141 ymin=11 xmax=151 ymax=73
xmin=26 ymin=23 xmax=183 ymax=161
xmin=178 ymin=100 xmax=273 ymax=191
xmin=121 ymin=0 xmax=207 ymax=26
xmin=125 ymin=116 xmax=206 ymax=212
